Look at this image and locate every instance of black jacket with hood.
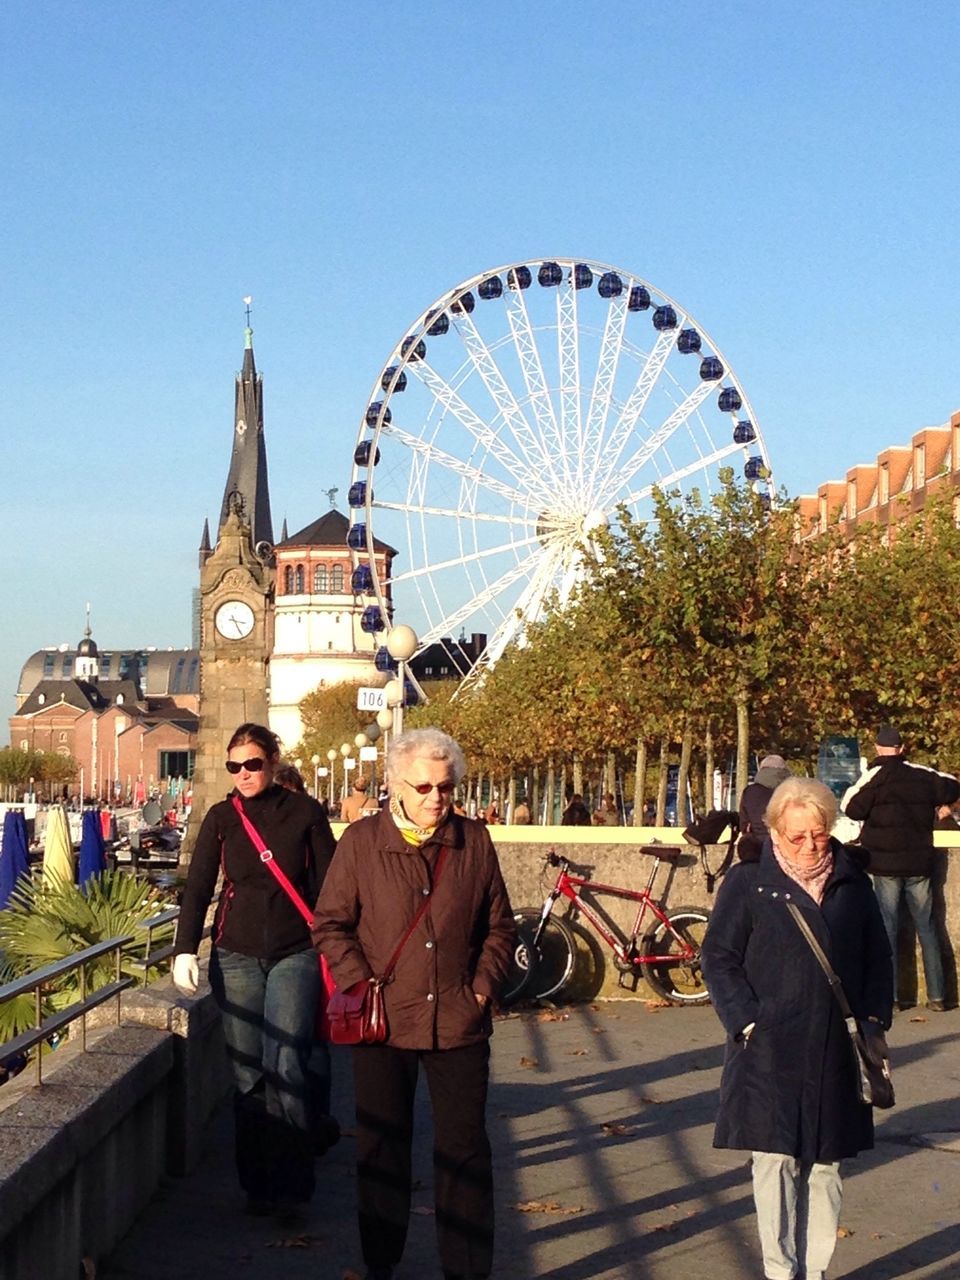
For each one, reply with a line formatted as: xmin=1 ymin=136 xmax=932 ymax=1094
xmin=843 ymin=755 xmax=959 ymax=877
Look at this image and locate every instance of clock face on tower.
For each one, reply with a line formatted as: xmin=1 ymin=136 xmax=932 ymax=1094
xmin=214 ymin=600 xmax=255 ymax=639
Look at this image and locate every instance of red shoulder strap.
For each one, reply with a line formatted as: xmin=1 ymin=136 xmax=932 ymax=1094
xmin=231 ymin=794 xmax=314 ymax=926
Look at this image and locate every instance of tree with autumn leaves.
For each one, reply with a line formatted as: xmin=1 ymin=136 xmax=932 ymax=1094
xmin=297 ymin=477 xmax=960 ymax=819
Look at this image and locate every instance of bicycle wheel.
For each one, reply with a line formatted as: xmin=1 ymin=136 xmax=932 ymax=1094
xmin=499 ymin=918 xmax=537 ymax=1005
xmin=514 ymin=908 xmax=577 ymax=1001
xmin=641 ymin=907 xmax=711 ymax=1005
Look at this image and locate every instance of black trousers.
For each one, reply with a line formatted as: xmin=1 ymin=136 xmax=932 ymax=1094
xmin=353 ymin=1040 xmax=493 ymax=1279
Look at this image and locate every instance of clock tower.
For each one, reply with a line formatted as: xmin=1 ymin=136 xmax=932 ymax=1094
xmin=182 ymin=315 xmax=275 ymax=862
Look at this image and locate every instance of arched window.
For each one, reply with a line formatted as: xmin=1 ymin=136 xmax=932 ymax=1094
xmin=295 ymin=565 xmax=305 ymax=593
xmin=331 ymin=564 xmax=344 ymax=593
xmin=284 ymin=565 xmax=294 ymax=594
xmin=313 ymin=564 xmax=328 ymax=593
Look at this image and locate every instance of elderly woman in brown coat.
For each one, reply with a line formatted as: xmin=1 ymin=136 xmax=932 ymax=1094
xmin=312 ymin=728 xmax=515 ymax=1280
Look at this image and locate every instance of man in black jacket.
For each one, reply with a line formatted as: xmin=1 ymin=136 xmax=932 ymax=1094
xmin=842 ymin=724 xmax=959 ymax=1010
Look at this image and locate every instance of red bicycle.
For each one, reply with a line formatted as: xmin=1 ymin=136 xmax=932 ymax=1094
xmin=504 ymin=848 xmax=711 ymax=1006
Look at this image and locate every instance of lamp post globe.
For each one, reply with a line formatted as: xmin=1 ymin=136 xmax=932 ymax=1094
xmin=383 ymin=679 xmax=402 ymax=708
xmin=386 ymin=624 xmax=418 ymax=662
xmin=363 ymin=723 xmax=380 ymax=743
xmin=354 ymin=732 xmax=369 ymax=750
xmin=376 ymin=708 xmax=394 ymax=731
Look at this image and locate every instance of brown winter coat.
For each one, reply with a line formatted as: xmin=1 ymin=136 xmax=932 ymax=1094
xmin=312 ymin=807 xmax=516 ymax=1050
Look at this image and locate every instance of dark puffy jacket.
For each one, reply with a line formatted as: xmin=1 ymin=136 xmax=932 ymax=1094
xmin=174 ymin=784 xmax=336 ymax=960
xmin=312 ymin=807 xmax=515 ymax=1051
xmin=843 ymin=756 xmax=960 ymax=876
xmin=703 ymin=842 xmax=892 ymax=1163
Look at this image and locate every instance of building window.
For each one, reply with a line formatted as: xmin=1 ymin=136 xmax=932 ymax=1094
xmin=879 ymin=464 xmax=889 ymax=502
xmin=915 ymin=443 xmax=926 ymax=488
xmin=847 ymin=481 xmax=857 ymax=517
xmin=38 ymin=693 xmax=46 ymax=705
xmin=313 ymin=564 xmax=328 ymax=592
xmin=187 ymin=657 xmax=199 ymax=690
xmin=295 ymin=565 xmax=305 ymax=593
xmin=159 ymin=750 xmax=195 ymax=780
xmin=100 ymin=655 xmax=111 ymax=676
xmin=171 ymin=657 xmax=186 ymax=693
xmin=62 ymin=656 xmax=74 ymax=677
xmin=43 ymin=654 xmax=55 ymax=676
xmin=331 ymin=564 xmax=344 ymax=592
xmin=59 ymin=731 xmax=67 ymax=743
xmin=20 ymin=740 xmax=28 ymax=751
xmin=284 ymin=565 xmax=294 ymax=594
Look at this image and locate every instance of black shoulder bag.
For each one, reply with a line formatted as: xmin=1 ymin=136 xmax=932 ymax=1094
xmin=786 ymin=901 xmax=894 ymax=1109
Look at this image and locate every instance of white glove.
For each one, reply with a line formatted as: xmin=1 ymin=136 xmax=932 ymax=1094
xmin=173 ymin=953 xmax=199 ymax=996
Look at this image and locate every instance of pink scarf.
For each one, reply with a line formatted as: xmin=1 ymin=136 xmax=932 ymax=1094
xmin=772 ymin=843 xmax=834 ymax=905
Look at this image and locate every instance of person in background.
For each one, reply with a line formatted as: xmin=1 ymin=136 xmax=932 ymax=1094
xmin=482 ymin=799 xmax=500 ymax=824
xmin=511 ymin=800 xmax=531 ymax=825
xmin=703 ymin=777 xmax=892 ymax=1280
xmin=172 ymin=723 xmax=336 ymax=1222
xmin=842 ymin=724 xmax=959 ymax=1011
xmin=561 ymin=793 xmax=592 ymax=826
xmin=341 ymin=776 xmax=381 ymax=823
xmin=594 ymin=792 xmax=620 ymax=826
xmin=313 ymin=728 xmax=515 ymax=1280
xmin=737 ymin=754 xmax=791 ymax=861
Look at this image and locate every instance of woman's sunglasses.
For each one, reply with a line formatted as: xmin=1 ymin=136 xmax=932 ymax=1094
xmin=403 ymin=778 xmax=455 ymax=796
xmin=226 ymin=757 xmax=267 ymax=775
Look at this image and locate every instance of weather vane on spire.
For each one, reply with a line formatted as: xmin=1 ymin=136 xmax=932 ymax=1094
xmin=243 ymin=296 xmax=253 ymax=325
xmin=326 ymin=487 xmax=338 ymax=509
xmin=243 ymin=296 xmax=253 ymax=349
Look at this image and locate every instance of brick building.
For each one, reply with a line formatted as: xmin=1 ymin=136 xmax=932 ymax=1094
xmin=797 ymin=408 xmax=960 ymax=538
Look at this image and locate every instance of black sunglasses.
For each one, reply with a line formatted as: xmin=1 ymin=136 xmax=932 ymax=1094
xmin=226 ymin=757 xmax=267 ymax=775
xmin=402 ymin=778 xmax=455 ymax=796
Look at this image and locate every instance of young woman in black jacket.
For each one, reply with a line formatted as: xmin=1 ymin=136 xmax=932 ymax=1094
xmin=173 ymin=723 xmax=336 ymax=1219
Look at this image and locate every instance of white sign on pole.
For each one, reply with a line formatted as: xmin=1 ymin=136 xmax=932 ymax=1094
xmin=318 ymin=767 xmax=329 ymax=778
xmin=359 ymin=746 xmax=378 ymax=762
xmin=344 ymin=757 xmax=356 ymax=771
xmin=357 ymin=686 xmax=387 ymax=712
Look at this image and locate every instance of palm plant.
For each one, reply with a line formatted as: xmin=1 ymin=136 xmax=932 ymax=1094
xmin=0 ymin=871 xmax=177 ymax=1043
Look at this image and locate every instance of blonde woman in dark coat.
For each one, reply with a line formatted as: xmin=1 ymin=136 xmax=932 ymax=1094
xmin=703 ymin=777 xmax=892 ymax=1280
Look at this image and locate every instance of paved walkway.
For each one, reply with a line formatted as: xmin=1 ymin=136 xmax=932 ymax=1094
xmin=101 ymin=1002 xmax=960 ymax=1280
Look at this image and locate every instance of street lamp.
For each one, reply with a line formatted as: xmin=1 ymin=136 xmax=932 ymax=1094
xmin=311 ymin=753 xmax=321 ymax=799
xmin=340 ymin=742 xmax=352 ymax=804
xmin=327 ymin=748 xmax=337 ymax=808
xmin=386 ymin=624 xmax=418 ymax=736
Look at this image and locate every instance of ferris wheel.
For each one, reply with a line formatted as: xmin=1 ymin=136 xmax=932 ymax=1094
xmin=347 ymin=257 xmax=775 ymax=679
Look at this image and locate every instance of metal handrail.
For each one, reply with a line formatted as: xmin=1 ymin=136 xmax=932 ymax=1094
xmin=1 ymin=893 xmax=223 ymax=1087
xmin=0 ymin=935 xmax=135 ymax=1086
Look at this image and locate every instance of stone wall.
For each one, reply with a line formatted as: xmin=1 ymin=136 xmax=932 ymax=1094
xmin=485 ymin=827 xmax=960 ymax=1005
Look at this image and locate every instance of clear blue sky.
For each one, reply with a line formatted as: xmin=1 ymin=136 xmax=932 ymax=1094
xmin=3 ymin=2 xmax=959 ymax=726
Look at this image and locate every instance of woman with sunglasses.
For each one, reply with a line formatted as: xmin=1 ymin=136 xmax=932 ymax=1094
xmin=172 ymin=722 xmax=336 ymax=1222
xmin=313 ymin=728 xmax=516 ymax=1280
xmin=702 ymin=777 xmax=892 ymax=1280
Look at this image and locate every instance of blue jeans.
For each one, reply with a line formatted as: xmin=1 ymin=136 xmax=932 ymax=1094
xmin=209 ymin=946 xmax=321 ymax=1201
xmin=871 ymin=874 xmax=944 ymax=1004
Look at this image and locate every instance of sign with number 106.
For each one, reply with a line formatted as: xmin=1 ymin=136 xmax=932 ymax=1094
xmin=357 ymin=686 xmax=387 ymax=712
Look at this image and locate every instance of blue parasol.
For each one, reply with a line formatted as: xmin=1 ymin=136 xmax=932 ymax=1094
xmin=1 ymin=809 xmax=31 ymax=909
xmin=78 ymin=809 xmax=107 ymax=887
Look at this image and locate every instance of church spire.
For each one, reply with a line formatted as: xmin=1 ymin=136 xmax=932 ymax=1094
xmin=217 ymin=298 xmax=274 ymax=552
xmin=199 ymin=517 xmax=211 ymax=567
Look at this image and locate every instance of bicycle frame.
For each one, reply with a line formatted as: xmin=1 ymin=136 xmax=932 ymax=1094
xmin=532 ymin=852 xmax=696 ymax=966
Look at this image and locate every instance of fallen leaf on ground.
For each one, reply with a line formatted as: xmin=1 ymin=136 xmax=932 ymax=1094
xmin=514 ymin=1199 xmax=583 ymax=1215
xmin=519 ymin=1055 xmax=540 ymax=1068
xmin=639 ymin=1095 xmax=665 ymax=1105
xmin=412 ymin=1205 xmax=435 ymax=1216
xmin=645 ymin=998 xmax=670 ymax=1010
xmin=909 ymin=1015 xmax=928 ymax=1023
xmin=837 ymin=1226 xmax=855 ymax=1238
xmin=568 ymin=1048 xmax=589 ymax=1056
xmin=651 ymin=1221 xmax=679 ymax=1233
xmin=591 ymin=1026 xmax=606 ymax=1034
xmin=343 ymin=1270 xmax=363 ymax=1280
xmin=538 ymin=1009 xmax=568 ymax=1022
xmin=602 ymin=1122 xmax=637 ymax=1136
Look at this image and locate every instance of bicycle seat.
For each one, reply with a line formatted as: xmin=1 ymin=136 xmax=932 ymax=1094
xmin=641 ymin=845 xmax=681 ymax=862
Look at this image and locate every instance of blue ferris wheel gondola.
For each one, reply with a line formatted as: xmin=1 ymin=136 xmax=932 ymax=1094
xmin=538 ymin=261 xmax=563 ymax=287
xmin=478 ymin=275 xmax=503 ymax=300
xmin=507 ymin=265 xmax=532 ymax=289
xmin=450 ymin=291 xmax=475 ymax=314
xmin=347 ymin=523 xmax=367 ymax=550
xmin=653 ymin=305 xmax=678 ymax=331
xmin=573 ymin=263 xmax=593 ymax=290
xmin=677 ymin=328 xmax=701 ymax=354
xmin=354 ymin=441 xmax=381 ymax=467
xmin=365 ymin=401 xmax=391 ymax=426
xmin=374 ymin=646 xmax=398 ymax=672
xmin=598 ymin=271 xmax=622 ymax=298
xmin=381 ymin=365 xmax=407 ymax=393
xmin=744 ymin=457 xmax=768 ymax=481
xmin=401 ymin=336 xmax=427 ymax=361
xmin=426 ymin=311 xmax=449 ymax=336
xmin=718 ymin=387 xmax=743 ymax=413
xmin=352 ymin=565 xmax=375 ymax=594
xmin=348 ymin=482 xmax=368 ymax=508
xmin=699 ymin=356 xmax=724 ymax=380
xmin=361 ymin=606 xmax=386 ymax=633
xmin=628 ymin=285 xmax=651 ymax=311
xmin=734 ymin=420 xmax=756 ymax=444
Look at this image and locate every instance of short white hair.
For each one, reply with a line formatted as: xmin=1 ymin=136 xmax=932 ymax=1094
xmin=385 ymin=728 xmax=466 ymax=787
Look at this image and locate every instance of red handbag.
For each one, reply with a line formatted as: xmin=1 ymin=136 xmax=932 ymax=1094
xmin=325 ymin=844 xmax=450 ymax=1045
